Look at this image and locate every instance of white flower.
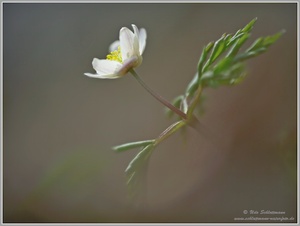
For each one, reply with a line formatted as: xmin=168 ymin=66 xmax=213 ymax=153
xmin=85 ymin=24 xmax=147 ymax=79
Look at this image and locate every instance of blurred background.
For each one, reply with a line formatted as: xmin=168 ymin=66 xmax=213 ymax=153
xmin=3 ymin=3 xmax=297 ymax=223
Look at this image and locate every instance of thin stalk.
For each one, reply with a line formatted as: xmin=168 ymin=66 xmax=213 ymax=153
xmin=154 ymin=120 xmax=186 ymax=145
xmin=187 ymin=84 xmax=203 ymax=119
xmin=130 ymin=69 xmax=187 ymax=120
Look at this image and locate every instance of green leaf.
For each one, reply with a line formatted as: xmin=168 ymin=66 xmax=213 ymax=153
xmin=202 ymin=60 xmax=246 ymax=88
xmin=241 ymin=17 xmax=257 ymax=33
xmin=246 ymin=31 xmax=284 ymax=53
xmin=208 ymin=34 xmax=226 ymax=64
xmin=218 ymin=63 xmax=246 ymax=86
xmin=186 ymin=73 xmax=199 ymax=97
xmin=125 ymin=144 xmax=154 ymax=199
xmin=234 ymin=47 xmax=267 ymax=62
xmin=262 ymin=30 xmax=285 ymax=47
xmin=112 ymin=140 xmax=155 ymax=152
xmin=213 ymin=57 xmax=233 ymax=75
xmin=230 ymin=72 xmax=247 ymax=85
xmin=224 ymin=33 xmax=233 ymax=43
xmin=195 ymin=18 xmax=283 ymax=90
xmin=198 ymin=48 xmax=208 ymax=76
xmin=226 ymin=31 xmax=245 ymax=47
xmin=226 ymin=33 xmax=250 ymax=57
xmin=233 ymin=31 xmax=284 ymax=62
xmin=198 ymin=42 xmax=214 ymax=76
xmin=245 ymin=37 xmax=264 ymax=52
xmin=201 ymin=70 xmax=214 ymax=81
xmin=205 ymin=41 xmax=214 ymax=52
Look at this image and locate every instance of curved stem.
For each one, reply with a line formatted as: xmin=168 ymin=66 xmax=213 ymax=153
xmin=130 ymin=69 xmax=187 ymax=120
xmin=154 ymin=120 xmax=186 ymax=145
xmin=187 ymin=84 xmax=203 ymax=119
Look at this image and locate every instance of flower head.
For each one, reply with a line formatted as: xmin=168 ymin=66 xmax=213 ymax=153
xmin=85 ymin=24 xmax=147 ymax=79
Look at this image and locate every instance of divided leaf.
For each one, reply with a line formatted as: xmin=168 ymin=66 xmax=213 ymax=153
xmin=113 ymin=140 xmax=155 ymax=152
xmin=125 ymin=144 xmax=154 ymax=199
xmin=167 ymin=18 xmax=283 ymax=119
xmin=234 ymin=30 xmax=285 ymax=62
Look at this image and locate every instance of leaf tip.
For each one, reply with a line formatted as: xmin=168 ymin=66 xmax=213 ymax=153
xmin=111 ymin=146 xmax=120 ymax=152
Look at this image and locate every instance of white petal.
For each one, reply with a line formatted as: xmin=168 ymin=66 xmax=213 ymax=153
xmin=109 ymin=40 xmax=120 ymax=52
xmin=92 ymin=58 xmax=122 ymax=75
xmin=132 ymin=24 xmax=139 ymax=38
xmin=84 ymin=72 xmax=121 ymax=79
xmin=131 ymin=24 xmax=141 ymax=54
xmin=119 ymin=27 xmax=139 ymax=61
xmin=119 ymin=27 xmax=134 ymax=61
xmin=138 ymin=28 xmax=147 ymax=55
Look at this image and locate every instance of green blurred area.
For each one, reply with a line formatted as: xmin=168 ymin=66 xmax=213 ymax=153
xmin=3 ymin=3 xmax=297 ymax=223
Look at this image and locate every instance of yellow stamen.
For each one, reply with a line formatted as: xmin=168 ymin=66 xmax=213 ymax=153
xmin=106 ymin=46 xmax=122 ymax=63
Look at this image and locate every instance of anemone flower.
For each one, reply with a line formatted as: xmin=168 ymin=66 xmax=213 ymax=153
xmin=84 ymin=24 xmax=146 ymax=79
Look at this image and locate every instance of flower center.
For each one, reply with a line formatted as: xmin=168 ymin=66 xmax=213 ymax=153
xmin=106 ymin=46 xmax=122 ymax=63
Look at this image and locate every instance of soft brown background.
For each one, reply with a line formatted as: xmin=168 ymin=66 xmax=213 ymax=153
xmin=3 ymin=3 xmax=297 ymax=223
